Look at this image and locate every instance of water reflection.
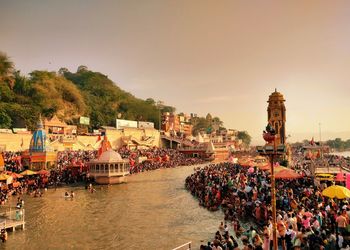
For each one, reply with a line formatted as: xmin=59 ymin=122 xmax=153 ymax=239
xmin=5 ymin=165 xmax=222 ymax=250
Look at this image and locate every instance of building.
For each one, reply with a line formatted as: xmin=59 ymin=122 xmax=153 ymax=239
xmin=22 ymin=118 xmax=57 ymax=170
xmin=162 ymin=112 xmax=193 ymax=137
xmin=88 ymin=136 xmax=129 ymax=184
xmin=43 ymin=115 xmax=68 ymax=135
xmin=267 ymin=89 xmax=286 ymax=145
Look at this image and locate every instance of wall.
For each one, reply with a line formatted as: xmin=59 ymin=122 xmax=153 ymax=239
xmin=0 ymin=128 xmax=160 ymax=152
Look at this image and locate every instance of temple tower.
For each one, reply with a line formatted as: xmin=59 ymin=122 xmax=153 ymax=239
xmin=267 ymin=89 xmax=286 ymax=144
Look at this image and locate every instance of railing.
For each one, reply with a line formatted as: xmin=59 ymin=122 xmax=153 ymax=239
xmin=0 ymin=208 xmax=25 ymax=229
xmin=172 ymin=241 xmax=192 ymax=250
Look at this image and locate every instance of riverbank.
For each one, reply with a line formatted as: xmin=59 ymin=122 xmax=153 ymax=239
xmin=1 ymin=164 xmax=225 ymax=250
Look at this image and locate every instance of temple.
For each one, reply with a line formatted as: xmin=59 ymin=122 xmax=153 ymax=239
xmin=22 ymin=117 xmax=57 ymax=170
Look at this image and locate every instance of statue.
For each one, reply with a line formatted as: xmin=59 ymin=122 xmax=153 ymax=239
xmin=263 ymin=123 xmax=276 ymax=144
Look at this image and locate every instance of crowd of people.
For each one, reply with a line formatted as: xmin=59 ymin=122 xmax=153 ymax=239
xmin=0 ymin=147 xmax=204 ymax=204
xmin=186 ymin=161 xmax=350 ymax=250
xmin=118 ymin=146 xmax=205 ymax=173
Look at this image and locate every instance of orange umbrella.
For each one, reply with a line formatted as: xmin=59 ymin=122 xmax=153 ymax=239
xmin=275 ymin=169 xmax=302 ymax=179
xmin=0 ymin=154 xmax=4 ymax=168
xmin=38 ymin=169 xmax=50 ymax=176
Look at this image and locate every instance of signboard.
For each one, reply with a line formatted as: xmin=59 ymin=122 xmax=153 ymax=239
xmin=138 ymin=121 xmax=154 ymax=129
xmin=79 ymin=116 xmax=90 ymax=125
xmin=116 ymin=119 xmax=138 ymax=129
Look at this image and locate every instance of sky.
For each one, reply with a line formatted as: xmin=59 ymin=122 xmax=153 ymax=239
xmin=1 ymin=0 xmax=350 ymax=144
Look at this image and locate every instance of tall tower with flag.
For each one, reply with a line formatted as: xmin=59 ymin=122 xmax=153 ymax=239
xmin=267 ymin=89 xmax=286 ymax=145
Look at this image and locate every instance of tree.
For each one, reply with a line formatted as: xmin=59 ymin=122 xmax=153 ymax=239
xmin=237 ymin=131 xmax=252 ymax=146
xmin=145 ymin=98 xmax=155 ymax=105
xmin=0 ymin=110 xmax=11 ymax=128
xmin=77 ymin=65 xmax=88 ymax=73
xmin=58 ymin=67 xmax=69 ymax=76
xmin=0 ymin=52 xmax=14 ymax=89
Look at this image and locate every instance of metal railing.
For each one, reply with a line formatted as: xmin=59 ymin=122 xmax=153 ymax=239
xmin=172 ymin=241 xmax=192 ymax=250
xmin=0 ymin=208 xmax=25 ymax=228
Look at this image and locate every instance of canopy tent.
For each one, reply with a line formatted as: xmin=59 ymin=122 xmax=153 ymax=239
xmin=322 ymin=185 xmax=350 ymax=199
xmin=0 ymin=174 xmax=11 ymax=181
xmin=335 ymin=171 xmax=345 ymax=182
xmin=275 ymin=169 xmax=302 ymax=179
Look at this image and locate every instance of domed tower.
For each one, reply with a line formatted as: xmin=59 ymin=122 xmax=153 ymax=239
xmin=29 ymin=117 xmax=47 ymax=153
xmin=267 ymin=89 xmax=286 ymax=145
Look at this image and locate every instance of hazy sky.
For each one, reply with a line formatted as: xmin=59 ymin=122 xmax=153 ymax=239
xmin=1 ymin=0 xmax=350 ymax=144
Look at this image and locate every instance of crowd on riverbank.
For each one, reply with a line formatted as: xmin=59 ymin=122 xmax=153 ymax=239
xmin=118 ymin=147 xmax=205 ymax=174
xmin=0 ymin=148 xmax=204 ymax=204
xmin=186 ymin=162 xmax=350 ymax=249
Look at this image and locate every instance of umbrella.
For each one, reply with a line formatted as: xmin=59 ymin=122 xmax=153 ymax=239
xmin=272 ymin=166 xmax=289 ymax=173
xmin=275 ymin=169 xmax=302 ymax=179
xmin=322 ymin=185 xmax=350 ymax=199
xmin=20 ymin=170 xmax=38 ymax=176
xmin=0 ymin=154 xmax=4 ymax=168
xmin=0 ymin=174 xmax=11 ymax=181
xmin=38 ymin=170 xmax=50 ymax=176
xmin=248 ymin=167 xmax=255 ymax=173
xmin=5 ymin=171 xmax=23 ymax=179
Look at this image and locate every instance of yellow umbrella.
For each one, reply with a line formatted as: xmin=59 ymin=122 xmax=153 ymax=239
xmin=0 ymin=174 xmax=11 ymax=181
xmin=322 ymin=185 xmax=350 ymax=199
xmin=20 ymin=170 xmax=38 ymax=176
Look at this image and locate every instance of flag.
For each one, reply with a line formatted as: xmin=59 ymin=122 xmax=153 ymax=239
xmin=20 ymin=137 xmax=24 ymax=148
xmin=310 ymin=137 xmax=315 ymax=146
xmin=96 ymin=135 xmax=101 ymax=143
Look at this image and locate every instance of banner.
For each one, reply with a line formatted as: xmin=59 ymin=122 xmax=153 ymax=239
xmin=79 ymin=116 xmax=90 ymax=125
xmin=346 ymin=173 xmax=350 ymax=190
xmin=138 ymin=121 xmax=154 ymax=129
xmin=116 ymin=119 xmax=138 ymax=129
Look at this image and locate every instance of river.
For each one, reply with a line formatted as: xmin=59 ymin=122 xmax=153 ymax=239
xmin=4 ymin=165 xmax=222 ymax=250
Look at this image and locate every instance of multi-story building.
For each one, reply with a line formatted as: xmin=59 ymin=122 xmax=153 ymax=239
xmin=162 ymin=112 xmax=193 ymax=137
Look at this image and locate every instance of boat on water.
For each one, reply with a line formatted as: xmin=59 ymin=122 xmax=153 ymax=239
xmin=88 ymin=149 xmax=130 ymax=184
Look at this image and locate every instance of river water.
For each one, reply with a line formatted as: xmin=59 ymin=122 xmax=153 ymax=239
xmin=4 ymin=165 xmax=222 ymax=250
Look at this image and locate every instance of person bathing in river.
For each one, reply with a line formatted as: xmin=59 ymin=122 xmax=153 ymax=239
xmin=70 ymin=191 xmax=75 ymax=198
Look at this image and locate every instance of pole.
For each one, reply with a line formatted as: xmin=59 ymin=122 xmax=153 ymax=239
xmin=271 ymin=140 xmax=278 ymax=250
xmin=271 ymin=154 xmax=278 ymax=250
xmin=159 ymin=108 xmax=161 ymax=131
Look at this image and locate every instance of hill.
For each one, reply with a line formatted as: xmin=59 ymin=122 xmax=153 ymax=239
xmin=0 ymin=52 xmax=175 ymax=130
xmin=0 ymin=52 xmax=239 ymax=141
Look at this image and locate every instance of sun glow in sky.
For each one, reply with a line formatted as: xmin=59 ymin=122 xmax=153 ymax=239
xmin=1 ymin=0 xmax=350 ymax=144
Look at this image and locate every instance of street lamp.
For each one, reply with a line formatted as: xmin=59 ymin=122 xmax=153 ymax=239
xmin=156 ymin=101 xmax=164 ymax=131
xmin=257 ymin=124 xmax=286 ymax=250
